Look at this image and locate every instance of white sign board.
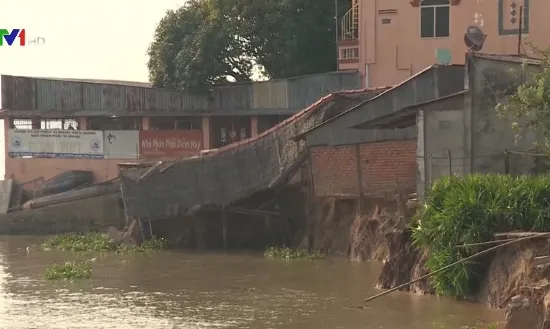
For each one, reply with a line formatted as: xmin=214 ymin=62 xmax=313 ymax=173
xmin=103 ymin=130 xmax=139 ymax=159
xmin=8 ymin=129 xmax=104 ymax=158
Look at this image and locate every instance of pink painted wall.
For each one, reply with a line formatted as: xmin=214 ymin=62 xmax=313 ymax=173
xmin=3 ymin=114 xmax=261 ymax=187
xmin=6 ymin=158 xmax=123 ymax=185
xmin=342 ymin=0 xmax=547 ymax=87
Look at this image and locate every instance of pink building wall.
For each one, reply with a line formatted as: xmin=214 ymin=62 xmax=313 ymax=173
xmin=3 ymin=115 xmax=262 ymax=188
xmin=339 ymin=0 xmax=547 ymax=87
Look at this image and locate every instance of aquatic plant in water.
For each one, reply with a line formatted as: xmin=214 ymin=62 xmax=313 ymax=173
xmin=41 ymin=233 xmax=167 ymax=254
xmin=42 ymin=233 xmax=117 ymax=252
xmin=412 ymin=174 xmax=550 ymax=298
xmin=44 ymin=260 xmax=92 ymax=281
xmin=264 ymin=246 xmax=324 ymax=260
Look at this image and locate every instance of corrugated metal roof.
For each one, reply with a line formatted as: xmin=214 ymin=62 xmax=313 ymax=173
xmin=471 ymin=53 xmax=542 ymax=65
xmin=0 ymin=71 xmax=362 ymax=115
xmin=299 ymin=64 xmax=465 ymax=146
xmin=351 ymin=90 xmax=467 ymax=129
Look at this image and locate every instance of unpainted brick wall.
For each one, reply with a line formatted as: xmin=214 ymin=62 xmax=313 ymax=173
xmin=310 ymin=145 xmax=358 ymax=196
xmin=310 ymin=140 xmax=417 ymax=197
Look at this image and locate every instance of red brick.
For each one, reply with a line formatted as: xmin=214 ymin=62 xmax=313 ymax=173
xmin=309 ymin=140 xmax=417 ymax=198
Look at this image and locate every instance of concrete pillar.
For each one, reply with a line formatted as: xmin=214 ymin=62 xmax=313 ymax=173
xmin=78 ymin=117 xmax=88 ymax=130
xmin=142 ymin=117 xmax=150 ymax=130
xmin=31 ymin=117 xmax=40 ymax=129
xmin=202 ymin=116 xmax=210 ymax=150
xmin=251 ymin=115 xmax=259 ymax=137
xmin=3 ymin=118 xmax=9 ymax=180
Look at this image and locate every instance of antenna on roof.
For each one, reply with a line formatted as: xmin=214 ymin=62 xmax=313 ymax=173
xmin=464 ymin=25 xmax=486 ymax=52
xmin=435 ymin=48 xmax=452 ymax=66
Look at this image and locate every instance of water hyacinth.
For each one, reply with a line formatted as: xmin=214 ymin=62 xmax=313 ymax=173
xmin=264 ymin=246 xmax=324 ymax=260
xmin=41 ymin=233 xmax=167 ymax=254
xmin=412 ymin=174 xmax=550 ymax=297
xmin=44 ymin=260 xmax=92 ymax=281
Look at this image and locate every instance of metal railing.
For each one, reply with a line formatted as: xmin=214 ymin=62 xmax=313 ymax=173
xmin=341 ymin=2 xmax=359 ymax=41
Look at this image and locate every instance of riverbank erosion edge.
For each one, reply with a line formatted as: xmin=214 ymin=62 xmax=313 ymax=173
xmin=377 ymin=174 xmax=550 ymax=328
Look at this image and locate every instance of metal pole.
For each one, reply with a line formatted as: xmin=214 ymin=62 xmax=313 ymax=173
xmin=517 ymin=6 xmax=523 ymax=55
xmin=335 ymin=0 xmax=339 ymax=71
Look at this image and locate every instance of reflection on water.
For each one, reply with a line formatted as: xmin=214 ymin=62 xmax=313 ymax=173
xmin=0 ymin=236 xmax=502 ymax=329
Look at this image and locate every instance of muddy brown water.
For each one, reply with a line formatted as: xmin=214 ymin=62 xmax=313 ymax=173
xmin=0 ymin=236 xmax=502 ymax=329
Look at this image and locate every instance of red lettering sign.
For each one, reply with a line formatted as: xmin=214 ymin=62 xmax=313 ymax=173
xmin=139 ymin=130 xmax=203 ymax=158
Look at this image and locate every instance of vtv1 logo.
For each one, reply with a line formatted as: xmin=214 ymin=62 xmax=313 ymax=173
xmin=0 ymin=29 xmax=46 ymax=46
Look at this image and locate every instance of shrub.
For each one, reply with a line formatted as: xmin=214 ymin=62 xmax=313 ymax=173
xmin=412 ymin=174 xmax=550 ymax=297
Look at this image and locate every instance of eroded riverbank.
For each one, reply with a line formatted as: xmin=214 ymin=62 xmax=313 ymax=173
xmin=0 ymin=236 xmax=502 ymax=329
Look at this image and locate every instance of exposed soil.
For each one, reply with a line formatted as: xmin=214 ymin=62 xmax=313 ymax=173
xmin=299 ymin=195 xmax=424 ymax=267
xmin=304 ymin=195 xmax=550 ymax=328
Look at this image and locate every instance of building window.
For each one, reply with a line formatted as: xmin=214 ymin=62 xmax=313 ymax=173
xmin=41 ymin=118 xmax=79 ymax=129
xmin=149 ymin=117 xmax=175 ymax=130
xmin=88 ymin=117 xmax=141 ymax=130
xmin=175 ymin=117 xmax=202 ymax=130
xmin=340 ymin=47 xmax=359 ymax=59
xmin=420 ymin=0 xmax=450 ymax=38
xmin=12 ymin=119 xmax=32 ymax=129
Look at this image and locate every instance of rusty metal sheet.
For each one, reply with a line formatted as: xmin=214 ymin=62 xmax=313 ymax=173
xmin=252 ymin=80 xmax=288 ymax=109
xmin=1 ymin=75 xmax=36 ymax=110
xmin=36 ymin=79 xmax=82 ymax=111
xmin=217 ymin=84 xmax=252 ymax=109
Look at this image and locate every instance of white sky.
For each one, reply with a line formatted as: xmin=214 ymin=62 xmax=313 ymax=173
xmin=0 ymin=0 xmax=187 ymax=82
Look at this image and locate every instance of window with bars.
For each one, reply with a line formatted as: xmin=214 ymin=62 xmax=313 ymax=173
xmin=420 ymin=0 xmax=450 ymax=38
xmin=41 ymin=119 xmax=79 ymax=129
xmin=12 ymin=119 xmax=32 ymax=129
xmin=340 ymin=47 xmax=360 ymax=59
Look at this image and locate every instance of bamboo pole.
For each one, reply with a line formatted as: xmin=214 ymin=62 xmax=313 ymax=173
xmin=364 ymin=232 xmax=550 ymax=303
xmin=455 ymin=238 xmax=517 ymax=248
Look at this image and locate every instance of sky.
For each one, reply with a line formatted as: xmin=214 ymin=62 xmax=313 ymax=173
xmin=0 ymin=0 xmax=187 ymax=82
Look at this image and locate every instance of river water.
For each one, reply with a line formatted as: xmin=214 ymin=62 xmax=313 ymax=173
xmin=0 ymin=236 xmax=502 ymax=329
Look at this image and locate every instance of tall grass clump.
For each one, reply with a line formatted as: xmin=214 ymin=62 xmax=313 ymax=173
xmin=412 ymin=174 xmax=550 ymax=297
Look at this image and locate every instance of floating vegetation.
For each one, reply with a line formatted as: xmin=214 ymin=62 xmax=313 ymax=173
xmin=44 ymin=260 xmax=92 ymax=281
xmin=41 ymin=233 xmax=167 ymax=280
xmin=264 ymin=246 xmax=324 ymax=260
xmin=42 ymin=233 xmax=117 ymax=252
xmin=116 ymin=237 xmax=168 ymax=254
xmin=41 ymin=233 xmax=167 ymax=254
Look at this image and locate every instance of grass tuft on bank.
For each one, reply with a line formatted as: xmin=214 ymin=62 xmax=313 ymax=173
xmin=44 ymin=260 xmax=92 ymax=281
xmin=412 ymin=174 xmax=550 ymax=297
xmin=264 ymin=246 xmax=324 ymax=260
xmin=41 ymin=233 xmax=167 ymax=254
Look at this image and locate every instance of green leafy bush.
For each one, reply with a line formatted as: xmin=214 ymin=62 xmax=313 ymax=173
xmin=412 ymin=174 xmax=550 ymax=297
xmin=264 ymin=247 xmax=324 ymax=260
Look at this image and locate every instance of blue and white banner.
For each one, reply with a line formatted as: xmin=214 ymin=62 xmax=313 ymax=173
xmin=8 ymin=129 xmax=104 ymax=158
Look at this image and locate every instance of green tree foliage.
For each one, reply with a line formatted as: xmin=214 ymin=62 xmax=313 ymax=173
xmin=147 ymin=0 xmax=347 ymax=91
xmin=495 ymin=47 xmax=550 ymax=151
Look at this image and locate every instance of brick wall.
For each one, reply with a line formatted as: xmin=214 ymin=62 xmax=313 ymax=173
xmin=310 ymin=145 xmax=358 ymax=196
xmin=310 ymin=140 xmax=417 ymax=197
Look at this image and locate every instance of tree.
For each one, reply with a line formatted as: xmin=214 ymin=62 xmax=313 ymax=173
xmin=495 ymin=47 xmax=550 ymax=152
xmin=147 ymin=0 xmax=347 ymax=91
xmin=147 ymin=0 xmax=252 ymax=92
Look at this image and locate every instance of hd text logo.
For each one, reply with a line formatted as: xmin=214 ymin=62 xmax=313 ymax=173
xmin=0 ymin=29 xmax=46 ymax=46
